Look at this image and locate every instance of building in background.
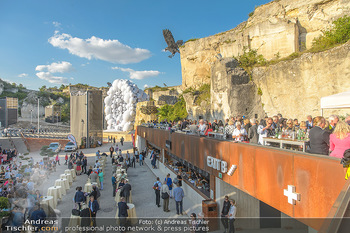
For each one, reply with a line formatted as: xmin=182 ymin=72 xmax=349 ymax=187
xmin=70 ymin=87 xmax=103 ymax=148
xmin=45 ymin=105 xmax=61 ymax=123
xmin=0 ymin=97 xmax=18 ymax=128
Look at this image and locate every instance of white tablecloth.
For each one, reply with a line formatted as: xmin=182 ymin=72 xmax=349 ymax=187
xmin=40 ymin=196 xmax=55 ymax=209
xmin=60 ymin=174 xmax=73 ymax=184
xmin=84 ymin=183 xmax=93 ymax=193
xmin=115 ymin=203 xmax=137 ymax=225
xmin=65 ymin=169 xmax=75 ymax=180
xmin=47 ymin=186 xmax=62 ymax=205
xmin=55 ymin=178 xmax=69 ymax=191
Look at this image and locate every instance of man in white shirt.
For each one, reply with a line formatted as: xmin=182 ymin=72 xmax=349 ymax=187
xmin=197 ymin=119 xmax=207 ymax=135
xmin=257 ymin=117 xmax=274 ymax=145
xmin=228 ymin=199 xmax=237 ymax=233
xmin=232 ymin=122 xmax=247 ymax=142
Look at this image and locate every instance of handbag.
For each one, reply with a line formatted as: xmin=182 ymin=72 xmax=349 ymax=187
xmin=161 ymin=192 xmax=169 ymax=199
xmin=72 ymin=209 xmax=80 ymax=216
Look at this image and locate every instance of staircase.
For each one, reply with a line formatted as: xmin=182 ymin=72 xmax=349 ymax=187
xmin=0 ymin=137 xmax=29 ymax=154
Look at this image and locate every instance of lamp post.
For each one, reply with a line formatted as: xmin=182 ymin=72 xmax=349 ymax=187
xmin=81 ymin=119 xmax=84 ymax=148
xmin=30 ymin=109 xmax=33 ymax=125
xmin=57 ymin=113 xmax=59 ymax=127
xmin=37 ymin=98 xmax=40 ymax=138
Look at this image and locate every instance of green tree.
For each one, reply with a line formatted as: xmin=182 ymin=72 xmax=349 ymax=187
xmin=39 ymin=85 xmax=47 ymax=92
xmin=61 ymin=102 xmax=70 ymax=122
xmin=157 ymin=97 xmax=187 ymax=122
xmin=311 ymin=15 xmax=350 ymax=52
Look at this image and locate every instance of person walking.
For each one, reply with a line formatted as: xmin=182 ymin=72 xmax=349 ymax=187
xmin=153 ymin=177 xmax=162 ymax=207
xmin=173 ymin=183 xmax=184 ymax=215
xmin=161 ymin=180 xmax=170 ymax=212
xmin=126 ymin=151 xmax=131 ymax=165
xmin=151 ymin=153 xmax=157 ymax=169
xmin=64 ymin=154 xmax=68 ymax=165
xmin=112 ymin=174 xmax=117 ymax=197
xmin=221 ymin=196 xmax=231 ymax=233
xmin=165 ymin=174 xmax=173 ymax=198
xmin=131 ymin=154 xmax=136 ymax=168
xmin=228 ymin=200 xmax=237 ymax=233
xmin=139 ymin=152 xmax=143 ymax=166
xmin=55 ymin=153 xmax=60 ymax=165
xmin=135 ymin=148 xmax=139 ymax=163
xmin=109 ymin=146 xmax=114 ymax=158
xmin=82 ymin=157 xmax=87 ymax=174
xmin=113 ymin=137 xmax=116 ymax=146
xmin=120 ymin=137 xmax=124 ymax=146
xmin=98 ymin=170 xmax=104 ymax=190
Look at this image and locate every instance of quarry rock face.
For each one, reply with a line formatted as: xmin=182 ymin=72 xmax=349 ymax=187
xmin=180 ymin=0 xmax=350 ymax=89
xmin=211 ymin=58 xmax=265 ymax=121
xmin=253 ymin=40 xmax=350 ymax=120
xmin=178 ymin=0 xmax=350 ymax=121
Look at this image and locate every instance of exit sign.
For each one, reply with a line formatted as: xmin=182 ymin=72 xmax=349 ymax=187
xmin=219 ymin=173 xmax=222 ymax=179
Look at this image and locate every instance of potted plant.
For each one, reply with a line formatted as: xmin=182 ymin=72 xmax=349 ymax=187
xmin=0 ymin=197 xmax=11 ymax=227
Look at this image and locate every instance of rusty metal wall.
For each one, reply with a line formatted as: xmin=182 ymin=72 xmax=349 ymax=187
xmin=137 ymin=126 xmax=348 ymax=230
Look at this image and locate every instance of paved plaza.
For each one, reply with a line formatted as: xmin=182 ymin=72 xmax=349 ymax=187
xmin=24 ymin=140 xmax=307 ymax=233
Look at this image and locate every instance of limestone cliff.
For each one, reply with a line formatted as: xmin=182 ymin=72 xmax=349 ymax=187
xmin=253 ymin=40 xmax=350 ymax=120
xmin=180 ymin=0 xmax=350 ymax=89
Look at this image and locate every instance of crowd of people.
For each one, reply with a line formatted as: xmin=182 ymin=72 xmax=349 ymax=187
xmin=145 ymin=113 xmax=350 ymax=158
xmin=0 ymin=147 xmax=61 ymax=230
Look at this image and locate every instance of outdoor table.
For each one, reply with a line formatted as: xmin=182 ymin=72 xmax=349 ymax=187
xmin=115 ymin=203 xmax=137 ymax=225
xmin=84 ymin=182 xmax=93 ymax=193
xmin=65 ymin=169 xmax=75 ymax=180
xmin=116 ymin=168 xmax=126 ymax=174
xmin=67 ymin=215 xmax=81 ymax=233
xmin=115 ymin=173 xmax=122 ymax=182
xmin=91 ymin=182 xmax=99 ymax=189
xmin=55 ymin=178 xmax=69 ymax=191
xmin=47 ymin=186 xmax=62 ymax=205
xmin=208 ymin=132 xmax=225 ymax=139
xmin=115 ymin=189 xmax=122 ymax=203
xmin=114 ymin=188 xmax=133 ymax=204
xmin=262 ymin=137 xmax=308 ymax=152
xmin=70 ymin=169 xmax=76 ymax=179
xmin=60 ymin=174 xmax=73 ymax=185
xmin=40 ymin=196 xmax=55 ymax=209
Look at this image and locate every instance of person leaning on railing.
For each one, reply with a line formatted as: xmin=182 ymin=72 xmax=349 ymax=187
xmin=329 ymin=121 xmax=350 ymax=158
xmin=224 ymin=120 xmax=235 ymax=140
xmin=307 ymin=116 xmax=330 ymax=155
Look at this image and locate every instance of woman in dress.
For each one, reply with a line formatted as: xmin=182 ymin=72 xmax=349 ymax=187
xmin=76 ymin=159 xmax=82 ymax=176
xmin=329 ymin=121 xmax=350 ymax=158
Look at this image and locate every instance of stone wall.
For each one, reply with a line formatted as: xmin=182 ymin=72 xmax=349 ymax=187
xmin=211 ymin=58 xmax=265 ymax=121
xmin=134 ymin=101 xmax=158 ymax=125
xmin=25 ymin=138 xmax=69 ymax=152
xmin=253 ymin=40 xmax=350 ymax=120
xmin=180 ymin=0 xmax=350 ymax=89
xmin=184 ymin=40 xmax=350 ymax=122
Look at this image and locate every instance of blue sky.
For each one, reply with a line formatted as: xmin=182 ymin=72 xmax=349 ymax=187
xmin=0 ymin=0 xmax=271 ymax=90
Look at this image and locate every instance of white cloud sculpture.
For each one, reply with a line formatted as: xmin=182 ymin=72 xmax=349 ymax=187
xmin=104 ymin=79 xmax=148 ymax=132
